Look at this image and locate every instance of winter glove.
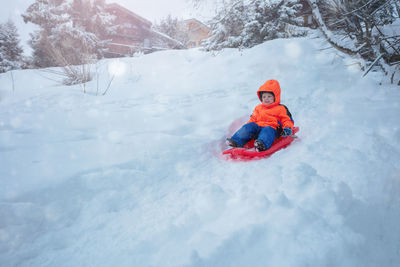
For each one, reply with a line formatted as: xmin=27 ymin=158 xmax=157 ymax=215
xmin=282 ymin=127 xmax=292 ymax=137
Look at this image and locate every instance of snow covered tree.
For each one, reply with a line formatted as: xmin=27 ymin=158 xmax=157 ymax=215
xmin=153 ymin=15 xmax=188 ymax=47
xmin=307 ymin=0 xmax=400 ymax=84
xmin=88 ymin=0 xmax=117 ymax=38
xmin=0 ymin=20 xmax=24 ymax=73
xmin=154 ymin=15 xmax=180 ymax=40
xmin=202 ymin=0 xmax=304 ymax=50
xmin=22 ymin=0 xmax=115 ymax=68
xmin=243 ymin=0 xmax=304 ymax=45
xmin=203 ymin=0 xmax=247 ymax=50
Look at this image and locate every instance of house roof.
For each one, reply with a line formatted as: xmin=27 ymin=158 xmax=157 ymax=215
xmin=105 ymin=3 xmax=152 ymax=28
xmin=182 ymin=18 xmax=210 ymax=30
xmin=180 ymin=19 xmax=211 ymax=36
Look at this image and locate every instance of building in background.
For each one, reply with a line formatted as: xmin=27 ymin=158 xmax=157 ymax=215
xmin=104 ymin=3 xmax=183 ymax=57
xmin=179 ymin=19 xmax=211 ymax=48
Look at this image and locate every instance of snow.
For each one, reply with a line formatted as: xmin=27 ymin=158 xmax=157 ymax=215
xmin=107 ymin=60 xmax=128 ymax=77
xmin=1 ymin=37 xmax=400 ymax=267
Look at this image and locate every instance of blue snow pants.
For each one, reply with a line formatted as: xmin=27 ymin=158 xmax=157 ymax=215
xmin=231 ymin=122 xmax=277 ymax=149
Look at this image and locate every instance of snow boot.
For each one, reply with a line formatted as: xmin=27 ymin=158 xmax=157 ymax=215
xmin=254 ymin=139 xmax=267 ymax=152
xmin=226 ymin=138 xmax=240 ymax=148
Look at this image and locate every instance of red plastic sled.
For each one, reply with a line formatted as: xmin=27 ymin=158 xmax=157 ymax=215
xmin=222 ymin=127 xmax=299 ymax=161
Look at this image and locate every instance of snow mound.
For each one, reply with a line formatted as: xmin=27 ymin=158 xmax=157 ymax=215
xmin=0 ymin=37 xmax=399 ymax=267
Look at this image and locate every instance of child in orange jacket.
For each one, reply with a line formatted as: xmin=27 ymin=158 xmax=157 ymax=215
xmin=227 ymin=79 xmax=294 ymax=151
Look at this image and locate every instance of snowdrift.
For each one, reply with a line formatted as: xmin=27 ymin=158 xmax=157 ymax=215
xmin=0 ymin=37 xmax=399 ymax=267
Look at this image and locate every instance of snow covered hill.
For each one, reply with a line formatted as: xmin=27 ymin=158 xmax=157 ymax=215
xmin=0 ymin=36 xmax=399 ymax=267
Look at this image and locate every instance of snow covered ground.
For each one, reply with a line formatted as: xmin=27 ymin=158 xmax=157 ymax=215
xmin=0 ymin=36 xmax=399 ymax=267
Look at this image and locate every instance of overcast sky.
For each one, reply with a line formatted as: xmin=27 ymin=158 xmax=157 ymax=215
xmin=0 ymin=0 xmax=215 ymax=55
xmin=109 ymin=0 xmax=195 ymax=21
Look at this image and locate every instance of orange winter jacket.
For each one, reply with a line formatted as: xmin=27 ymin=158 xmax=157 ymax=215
xmin=247 ymin=79 xmax=294 ymax=130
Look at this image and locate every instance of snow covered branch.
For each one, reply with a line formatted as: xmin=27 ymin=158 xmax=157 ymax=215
xmin=307 ymin=0 xmax=400 ymax=85
xmin=306 ymin=0 xmax=360 ymax=55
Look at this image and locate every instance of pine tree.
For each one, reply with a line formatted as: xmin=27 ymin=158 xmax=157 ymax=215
xmin=0 ymin=20 xmax=24 ymax=73
xmin=22 ymin=0 xmax=115 ymax=68
xmin=90 ymin=0 xmax=116 ymax=38
xmin=203 ymin=0 xmax=303 ymax=51
xmin=203 ymin=0 xmax=247 ymax=50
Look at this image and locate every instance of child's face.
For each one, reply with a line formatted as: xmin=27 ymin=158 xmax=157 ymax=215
xmin=261 ymin=92 xmax=275 ymax=105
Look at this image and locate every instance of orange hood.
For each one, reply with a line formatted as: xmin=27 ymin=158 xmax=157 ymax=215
xmin=257 ymin=79 xmax=281 ymax=105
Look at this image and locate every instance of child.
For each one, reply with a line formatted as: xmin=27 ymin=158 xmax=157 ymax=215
xmin=226 ymin=79 xmax=294 ymax=152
